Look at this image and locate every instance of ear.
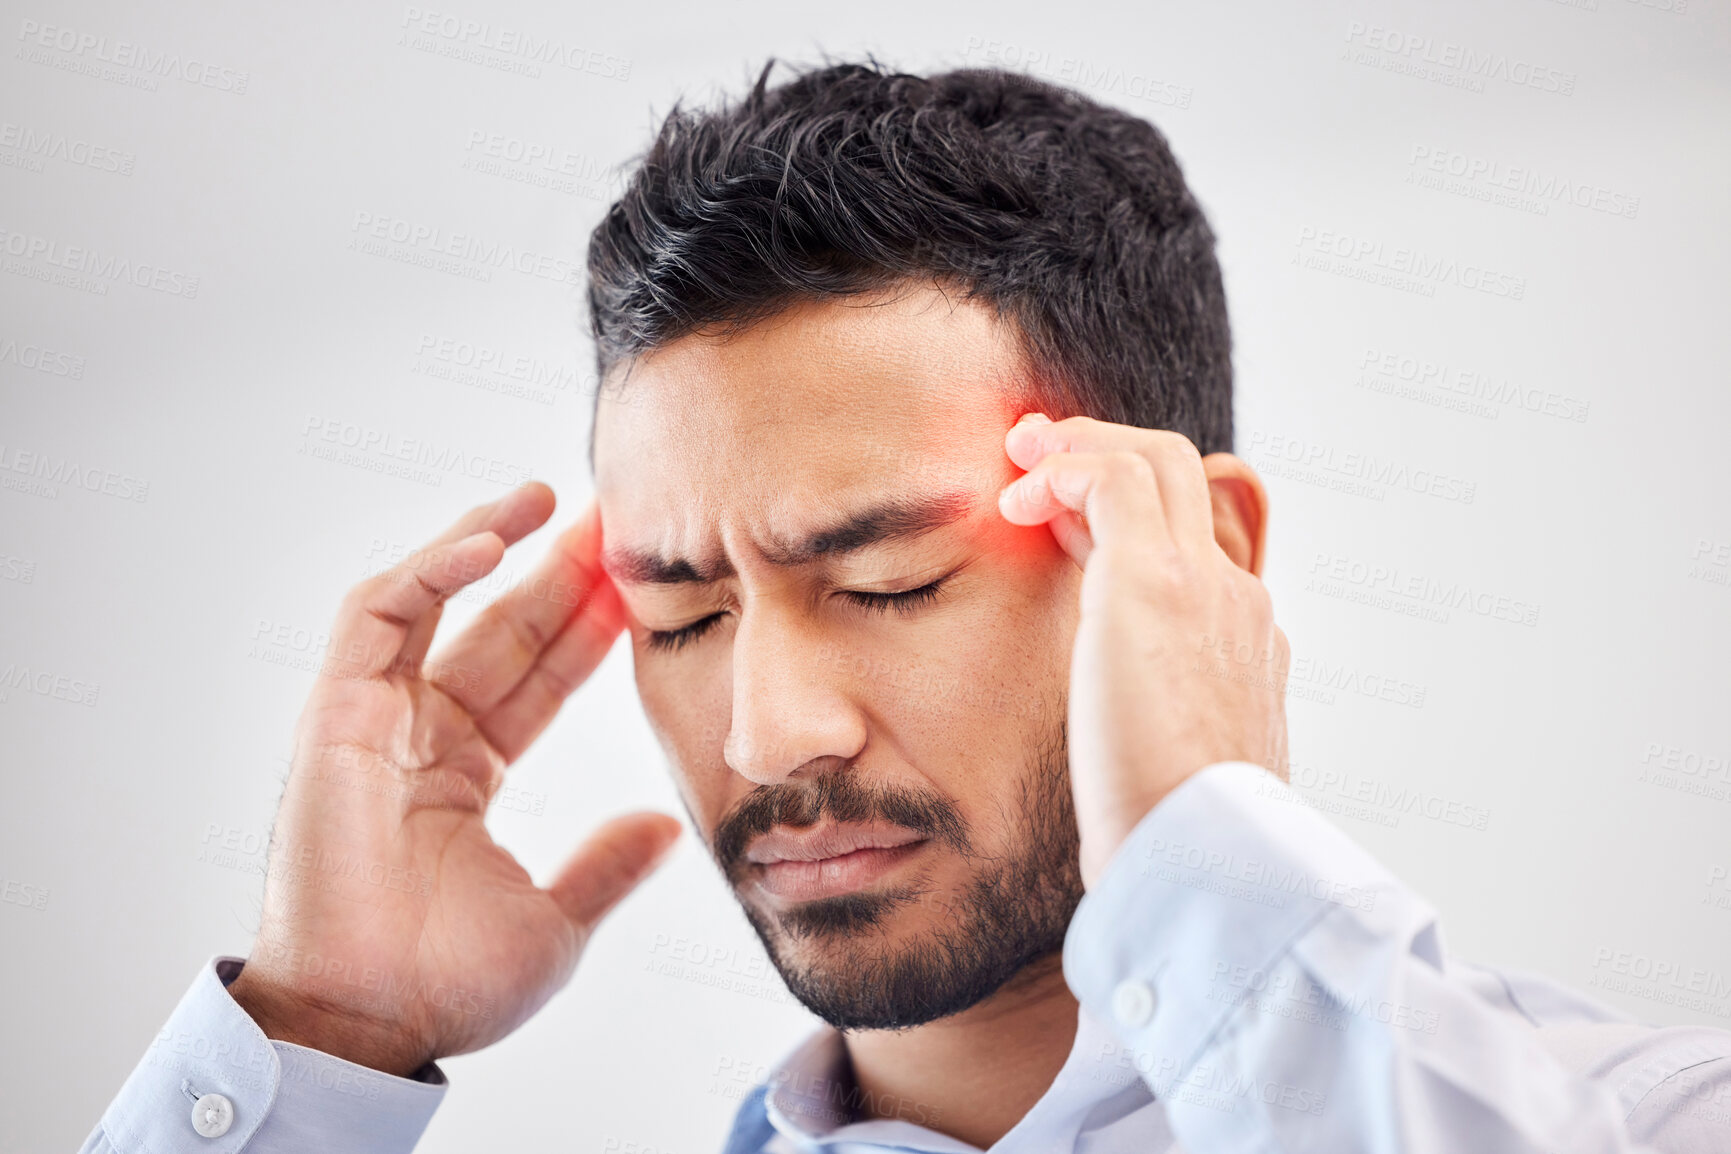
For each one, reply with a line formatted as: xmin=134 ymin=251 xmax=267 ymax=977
xmin=1201 ymin=453 xmax=1269 ymax=578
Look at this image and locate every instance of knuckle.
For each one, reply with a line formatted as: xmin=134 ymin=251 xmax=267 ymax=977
xmin=338 ymin=580 xmax=378 ymax=617
xmin=1245 ymin=576 xmax=1274 ymax=618
xmin=536 ymin=660 xmax=583 ymax=702
xmin=1103 ymin=449 xmax=1155 ymax=486
xmin=496 ymin=600 xmax=555 ymax=657
xmin=1152 ymin=429 xmax=1203 ymax=461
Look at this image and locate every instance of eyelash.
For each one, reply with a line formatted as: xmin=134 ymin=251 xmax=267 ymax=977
xmin=839 ymin=580 xmax=947 ymax=616
xmin=644 ymin=577 xmax=951 ymax=653
xmin=645 ymin=614 xmax=721 ymax=654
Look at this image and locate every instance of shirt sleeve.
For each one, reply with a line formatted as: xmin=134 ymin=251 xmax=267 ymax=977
xmin=78 ymin=956 xmax=447 ymax=1153
xmin=1061 ymin=761 xmax=1731 ymax=1153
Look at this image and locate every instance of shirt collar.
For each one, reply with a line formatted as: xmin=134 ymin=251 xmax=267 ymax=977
xmin=760 ymin=1002 xmax=1154 ymax=1153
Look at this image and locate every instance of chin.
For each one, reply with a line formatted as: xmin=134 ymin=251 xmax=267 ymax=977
xmin=738 ymin=884 xmax=1073 ymax=1032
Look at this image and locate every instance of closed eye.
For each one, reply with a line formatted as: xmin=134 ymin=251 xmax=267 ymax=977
xmin=837 ymin=576 xmax=949 ymax=616
xmin=644 ymin=577 xmax=951 ymax=653
xmin=645 ymin=613 xmax=723 ymax=653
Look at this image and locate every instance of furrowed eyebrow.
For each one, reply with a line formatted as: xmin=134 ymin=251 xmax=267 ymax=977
xmin=603 ymin=491 xmax=975 ymax=587
xmin=603 ymin=551 xmax=725 ymax=586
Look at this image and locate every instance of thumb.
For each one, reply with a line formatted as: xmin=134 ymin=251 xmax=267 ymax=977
xmin=547 ymin=811 xmax=683 ymax=933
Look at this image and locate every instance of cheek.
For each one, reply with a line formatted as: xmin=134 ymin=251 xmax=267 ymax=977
xmin=632 ymin=642 xmax=738 ymax=831
xmin=845 ymin=560 xmax=1077 ymax=804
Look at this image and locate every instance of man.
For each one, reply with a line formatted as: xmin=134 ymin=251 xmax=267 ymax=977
xmin=84 ymin=59 xmax=1729 ymax=1153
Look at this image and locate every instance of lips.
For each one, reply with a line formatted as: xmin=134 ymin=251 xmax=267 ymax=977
xmin=743 ymin=822 xmax=929 ymax=902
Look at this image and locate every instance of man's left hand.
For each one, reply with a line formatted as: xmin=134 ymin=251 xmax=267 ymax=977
xmin=998 ymin=413 xmax=1290 ymax=887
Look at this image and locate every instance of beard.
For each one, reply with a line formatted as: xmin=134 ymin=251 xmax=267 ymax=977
xmin=709 ymin=712 xmax=1084 ymax=1031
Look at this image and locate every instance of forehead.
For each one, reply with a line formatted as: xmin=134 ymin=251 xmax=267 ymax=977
xmin=592 ymin=284 xmax=1027 ymax=548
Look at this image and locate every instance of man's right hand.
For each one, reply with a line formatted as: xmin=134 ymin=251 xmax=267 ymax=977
xmin=226 ymin=483 xmax=681 ymax=1077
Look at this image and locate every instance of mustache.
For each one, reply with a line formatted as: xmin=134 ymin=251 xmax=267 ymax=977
xmin=712 ymin=770 xmax=972 ymax=885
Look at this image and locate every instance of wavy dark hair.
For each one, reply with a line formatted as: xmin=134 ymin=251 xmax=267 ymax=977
xmin=585 ymin=55 xmax=1234 ymax=454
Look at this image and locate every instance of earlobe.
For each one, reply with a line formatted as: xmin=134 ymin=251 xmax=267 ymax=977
xmin=1201 ymin=454 xmax=1269 ymax=578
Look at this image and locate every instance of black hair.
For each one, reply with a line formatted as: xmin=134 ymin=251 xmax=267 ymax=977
xmin=586 ymin=54 xmax=1234 ymax=454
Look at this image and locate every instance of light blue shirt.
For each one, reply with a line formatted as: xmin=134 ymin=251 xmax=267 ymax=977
xmin=82 ymin=763 xmax=1731 ymax=1152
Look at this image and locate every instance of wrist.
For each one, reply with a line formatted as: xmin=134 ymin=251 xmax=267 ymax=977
xmin=228 ymin=967 xmax=433 ymax=1079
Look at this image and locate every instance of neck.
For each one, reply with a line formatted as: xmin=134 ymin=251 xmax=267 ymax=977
xmin=840 ymin=951 xmax=1078 ymax=1149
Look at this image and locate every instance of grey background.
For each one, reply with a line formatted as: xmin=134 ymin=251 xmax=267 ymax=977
xmin=2 ymin=0 xmax=1728 ymax=1151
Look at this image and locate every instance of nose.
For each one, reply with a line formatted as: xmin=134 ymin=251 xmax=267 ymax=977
xmin=723 ymin=601 xmax=867 ymax=786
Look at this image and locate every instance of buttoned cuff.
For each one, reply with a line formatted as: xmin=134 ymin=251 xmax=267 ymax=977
xmin=1062 ymin=761 xmax=1427 ymax=1097
xmin=98 ymin=957 xmax=446 ymax=1153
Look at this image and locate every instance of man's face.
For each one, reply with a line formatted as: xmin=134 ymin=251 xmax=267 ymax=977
xmin=593 ymin=283 xmax=1085 ymax=1030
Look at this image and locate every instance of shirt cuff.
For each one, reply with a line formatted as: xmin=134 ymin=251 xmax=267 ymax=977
xmin=99 ymin=956 xmax=447 ymax=1153
xmin=1061 ymin=761 xmax=1432 ymax=1096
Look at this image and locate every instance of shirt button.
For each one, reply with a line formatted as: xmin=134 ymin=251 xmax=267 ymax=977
xmin=1112 ymin=979 xmax=1157 ymax=1029
xmin=190 ymin=1092 xmax=234 ymax=1138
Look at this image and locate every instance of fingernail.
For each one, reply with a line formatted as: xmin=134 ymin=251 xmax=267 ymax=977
xmin=1014 ymin=412 xmax=1052 ymax=427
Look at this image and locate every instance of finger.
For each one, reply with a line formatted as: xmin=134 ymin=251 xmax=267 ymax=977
xmin=325 ymin=531 xmax=506 ymax=681
xmin=998 ymin=450 xmax=1169 ymax=567
xmin=326 ymin=484 xmax=558 ymax=681
xmin=397 ymin=602 xmax=448 ymax=675
xmin=547 ymin=812 xmax=683 ymax=933
xmin=428 ymin=480 xmax=558 ymax=552
xmin=398 ymin=483 xmax=558 ymax=667
xmin=1006 ymin=416 xmax=1214 ymax=549
xmin=1046 ymin=508 xmax=1094 ymax=568
xmin=428 ymin=500 xmax=614 ymax=716
xmin=476 ymin=575 xmax=626 ymax=763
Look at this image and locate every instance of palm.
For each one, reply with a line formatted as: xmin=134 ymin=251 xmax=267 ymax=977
xmin=235 ymin=485 xmax=680 ymax=1073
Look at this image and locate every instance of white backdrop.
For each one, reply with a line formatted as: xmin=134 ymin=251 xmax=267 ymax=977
xmin=3 ymin=1 xmax=1728 ymax=1151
